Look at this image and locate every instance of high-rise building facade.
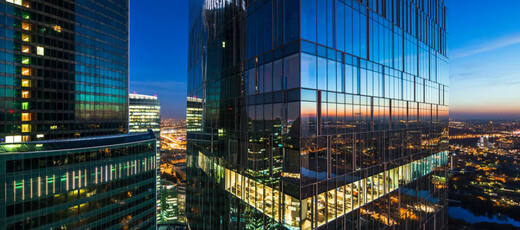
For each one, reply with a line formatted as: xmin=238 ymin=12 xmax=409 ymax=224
xmin=0 ymin=0 xmax=128 ymax=143
xmin=0 ymin=0 xmax=157 ymax=228
xmin=128 ymin=93 xmax=161 ymax=224
xmin=187 ymin=0 xmax=449 ymax=229
xmin=129 ymin=93 xmax=161 ymax=139
xmin=0 ymin=133 xmax=157 ymax=229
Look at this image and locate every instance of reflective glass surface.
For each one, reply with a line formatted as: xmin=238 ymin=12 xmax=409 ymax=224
xmin=0 ymin=0 xmax=129 ymax=142
xmin=188 ymin=0 xmax=449 ymax=229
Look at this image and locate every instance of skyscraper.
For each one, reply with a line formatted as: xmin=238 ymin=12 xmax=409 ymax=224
xmin=129 ymin=93 xmax=161 ymax=143
xmin=0 ymin=132 xmax=158 ymax=229
xmin=188 ymin=0 xmax=449 ymax=229
xmin=128 ymin=93 xmax=162 ymax=224
xmin=0 ymin=0 xmax=128 ymax=142
xmin=0 ymin=0 xmax=157 ymax=228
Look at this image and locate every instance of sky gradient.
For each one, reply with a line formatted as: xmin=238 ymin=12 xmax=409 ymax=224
xmin=129 ymin=0 xmax=520 ymax=120
xmin=448 ymin=0 xmax=520 ymax=120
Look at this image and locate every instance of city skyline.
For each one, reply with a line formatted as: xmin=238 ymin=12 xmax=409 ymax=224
xmin=0 ymin=0 xmax=518 ymax=229
xmin=130 ymin=0 xmax=520 ymax=120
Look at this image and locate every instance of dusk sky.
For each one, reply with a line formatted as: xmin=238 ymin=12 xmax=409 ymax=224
xmin=130 ymin=0 xmax=520 ymax=120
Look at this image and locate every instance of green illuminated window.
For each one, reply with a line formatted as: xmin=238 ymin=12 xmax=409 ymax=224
xmin=22 ymin=12 xmax=30 ymax=20
xmin=21 ymin=57 xmax=30 ymax=64
xmin=22 ymin=102 xmax=29 ymax=110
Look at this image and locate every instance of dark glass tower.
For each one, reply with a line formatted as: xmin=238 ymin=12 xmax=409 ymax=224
xmin=0 ymin=133 xmax=157 ymax=229
xmin=0 ymin=0 xmax=157 ymax=229
xmin=0 ymin=0 xmax=128 ymax=143
xmin=187 ymin=0 xmax=449 ymax=229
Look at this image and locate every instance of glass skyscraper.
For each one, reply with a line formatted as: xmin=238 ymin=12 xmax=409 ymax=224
xmin=0 ymin=0 xmax=157 ymax=228
xmin=0 ymin=0 xmax=128 ymax=143
xmin=129 ymin=93 xmax=161 ymax=142
xmin=188 ymin=0 xmax=448 ymax=229
xmin=128 ymin=93 xmax=162 ymax=224
xmin=0 ymin=133 xmax=157 ymax=229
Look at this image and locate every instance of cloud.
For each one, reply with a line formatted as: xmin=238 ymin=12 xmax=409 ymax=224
xmin=450 ymin=71 xmax=477 ymax=80
xmin=451 ymin=33 xmax=520 ymax=59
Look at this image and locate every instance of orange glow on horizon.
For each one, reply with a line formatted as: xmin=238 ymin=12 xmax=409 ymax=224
xmin=452 ymin=105 xmax=520 ymax=115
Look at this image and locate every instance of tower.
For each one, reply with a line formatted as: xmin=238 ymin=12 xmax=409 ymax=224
xmin=0 ymin=1 xmax=157 ymax=228
xmin=187 ymin=0 xmax=449 ymax=229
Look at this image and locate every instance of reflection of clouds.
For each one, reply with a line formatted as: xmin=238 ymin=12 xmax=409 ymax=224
xmin=451 ymin=73 xmax=520 ymax=87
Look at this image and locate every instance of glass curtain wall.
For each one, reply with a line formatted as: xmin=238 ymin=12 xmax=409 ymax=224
xmin=188 ymin=0 xmax=448 ymax=229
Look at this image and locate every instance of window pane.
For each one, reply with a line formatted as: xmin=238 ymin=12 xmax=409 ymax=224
xmin=285 ymin=54 xmax=300 ymax=89
xmin=317 ymin=0 xmax=326 ymax=44
xmin=284 ymin=0 xmax=299 ymax=43
xmin=301 ymin=53 xmax=316 ymax=89
xmin=317 ymin=57 xmax=327 ymax=90
xmin=327 ymin=60 xmax=336 ymax=91
xmin=264 ymin=63 xmax=272 ymax=93
xmin=337 ymin=2 xmax=345 ymax=52
xmin=301 ymin=101 xmax=317 ymax=138
xmin=273 ymin=59 xmax=283 ymax=91
xmin=301 ymin=0 xmax=316 ymax=42
xmin=263 ymin=1 xmax=273 ymax=52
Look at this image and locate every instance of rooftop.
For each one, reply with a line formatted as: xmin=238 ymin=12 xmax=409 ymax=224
xmin=0 ymin=132 xmax=156 ymax=154
xmin=129 ymin=93 xmax=158 ymax=100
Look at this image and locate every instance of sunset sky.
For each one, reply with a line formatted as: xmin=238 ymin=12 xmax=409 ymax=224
xmin=129 ymin=0 xmax=520 ymax=120
xmin=448 ymin=0 xmax=520 ymax=120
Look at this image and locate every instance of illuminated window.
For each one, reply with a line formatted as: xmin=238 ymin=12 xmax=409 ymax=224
xmin=21 ymin=90 xmax=30 ymax=98
xmin=6 ymin=0 xmax=22 ymax=6
xmin=21 ymin=124 xmax=31 ymax=133
xmin=22 ymin=12 xmax=30 ymax=20
xmin=21 ymin=79 xmax=31 ymax=87
xmin=22 ymin=22 xmax=31 ymax=31
xmin=21 ymin=57 xmax=30 ymax=65
xmin=5 ymin=135 xmax=22 ymax=143
xmin=22 ymin=45 xmax=30 ymax=53
xmin=50 ymin=125 xmax=58 ymax=130
xmin=22 ymin=0 xmax=29 ymax=8
xmin=21 ymin=67 xmax=31 ymax=76
xmin=36 ymin=46 xmax=44 ymax=56
xmin=22 ymin=102 xmax=29 ymax=110
xmin=21 ymin=113 xmax=31 ymax=121
xmin=21 ymin=34 xmax=30 ymax=42
xmin=36 ymin=134 xmax=44 ymax=139
xmin=52 ymin=25 xmax=62 ymax=33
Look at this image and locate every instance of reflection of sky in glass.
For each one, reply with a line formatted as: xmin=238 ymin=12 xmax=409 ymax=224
xmin=131 ymin=0 xmax=520 ymax=120
xmin=401 ymin=188 xmax=439 ymax=204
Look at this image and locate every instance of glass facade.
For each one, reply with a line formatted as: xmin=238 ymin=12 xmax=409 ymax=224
xmin=158 ymin=183 xmax=186 ymax=227
xmin=129 ymin=93 xmax=161 ymax=139
xmin=128 ymin=93 xmax=161 ymax=224
xmin=188 ymin=0 xmax=448 ymax=229
xmin=0 ymin=0 xmax=157 ymax=228
xmin=0 ymin=133 xmax=157 ymax=229
xmin=0 ymin=0 xmax=129 ymax=143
